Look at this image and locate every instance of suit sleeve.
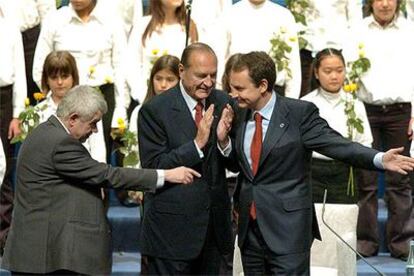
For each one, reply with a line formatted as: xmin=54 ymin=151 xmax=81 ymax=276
xmin=300 ymin=101 xmax=378 ymax=170
xmin=138 ymin=102 xmax=202 ymax=169
xmin=52 ymin=136 xmax=157 ymax=191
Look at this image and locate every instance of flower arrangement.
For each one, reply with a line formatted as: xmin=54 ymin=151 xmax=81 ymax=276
xmin=342 ymin=43 xmax=371 ymax=196
xmin=269 ymin=27 xmax=297 ymax=79
xmin=285 ymin=0 xmax=309 ymax=50
xmin=112 ymin=118 xmax=139 ymax=168
xmin=11 ymin=93 xmax=47 ymax=144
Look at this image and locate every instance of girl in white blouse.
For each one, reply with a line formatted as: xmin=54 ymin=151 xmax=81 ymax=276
xmin=36 ymin=51 xmax=106 ymax=163
xmin=126 ymin=0 xmax=197 ymax=104
xmin=301 ymin=48 xmax=373 ymax=203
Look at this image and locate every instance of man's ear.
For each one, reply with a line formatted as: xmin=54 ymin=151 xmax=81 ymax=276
xmin=179 ymin=63 xmax=185 ymax=79
xmin=68 ymin=113 xmax=79 ymax=127
xmin=259 ymin=79 xmax=269 ymax=94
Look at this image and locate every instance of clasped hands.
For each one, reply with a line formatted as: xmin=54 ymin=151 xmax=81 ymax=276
xmin=195 ymin=104 xmax=234 ymax=150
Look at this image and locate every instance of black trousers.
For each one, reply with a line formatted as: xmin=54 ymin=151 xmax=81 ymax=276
xmin=22 ymin=25 xmax=41 ymax=104
xmin=11 ymin=270 xmax=82 ymax=275
xmin=146 ymin=214 xmax=224 ymax=275
xmin=0 ymin=85 xmax=15 ymax=251
xmin=241 ymin=220 xmax=310 ymax=276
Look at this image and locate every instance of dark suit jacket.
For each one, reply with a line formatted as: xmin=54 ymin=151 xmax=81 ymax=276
xmin=138 ymin=85 xmax=234 ymax=260
xmin=2 ymin=116 xmax=158 ymax=275
xmin=234 ymin=94 xmax=379 ymax=255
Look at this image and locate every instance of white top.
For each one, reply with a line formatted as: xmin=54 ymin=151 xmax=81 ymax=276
xmin=210 ymin=0 xmax=301 ymax=99
xmin=301 ymin=0 xmax=362 ymax=54
xmin=0 ymin=0 xmax=55 ymax=32
xmin=301 ymin=88 xmax=373 ymax=160
xmin=126 ymin=16 xmax=188 ymax=103
xmin=344 ymin=15 xmax=414 ymax=115
xmin=0 ymin=9 xmax=27 ymax=118
xmin=99 ymin=0 xmax=142 ymax=38
xmin=190 ymin=0 xmax=232 ymax=42
xmin=0 ymin=137 xmax=5 ymax=186
xmin=407 ymin=0 xmax=414 ymax=22
xmin=36 ymin=93 xmax=107 ymax=163
xmin=32 ymin=3 xmax=128 ymax=126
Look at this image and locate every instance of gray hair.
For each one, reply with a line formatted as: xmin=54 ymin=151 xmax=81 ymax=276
xmin=56 ymin=85 xmax=108 ymax=121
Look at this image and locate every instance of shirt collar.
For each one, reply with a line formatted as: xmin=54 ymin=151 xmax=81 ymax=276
xmin=253 ymin=91 xmax=276 ymax=121
xmin=179 ymin=81 xmax=206 ymax=111
xmin=53 ymin=114 xmax=70 ymax=135
xmin=68 ymin=2 xmax=104 ymax=24
xmin=367 ymin=14 xmax=400 ymax=29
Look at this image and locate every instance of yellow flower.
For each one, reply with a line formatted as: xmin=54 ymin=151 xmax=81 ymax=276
xmin=104 ymin=76 xmax=113 ymax=84
xmin=358 ymin=43 xmax=364 ymax=50
xmin=33 ymin=92 xmax=45 ymax=101
xmin=358 ymin=50 xmax=365 ymax=58
xmin=350 ymin=82 xmax=358 ymax=91
xmin=117 ymin=118 xmax=125 ymax=125
xmin=89 ymin=66 xmax=96 ymax=75
xmin=289 ymin=36 xmax=297 ymax=42
xmin=151 ymin=49 xmax=159 ymax=56
xmin=24 ymin=98 xmax=30 ymax=107
xmin=343 ymin=84 xmax=352 ymax=93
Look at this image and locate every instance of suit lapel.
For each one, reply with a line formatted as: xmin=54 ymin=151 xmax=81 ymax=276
xmin=171 ymin=86 xmax=198 ymax=141
xmin=236 ymin=109 xmax=254 ymax=181
xmin=259 ymin=95 xmax=289 ymax=167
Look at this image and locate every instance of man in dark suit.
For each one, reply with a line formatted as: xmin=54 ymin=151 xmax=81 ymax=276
xmin=1 ymin=85 xmax=199 ymax=275
xmin=138 ymin=43 xmax=235 ymax=274
xmin=217 ymin=51 xmax=414 ymax=275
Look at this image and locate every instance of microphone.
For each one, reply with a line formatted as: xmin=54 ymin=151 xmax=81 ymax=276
xmin=185 ymin=0 xmax=193 ymax=47
xmin=321 ymin=189 xmax=385 ymax=276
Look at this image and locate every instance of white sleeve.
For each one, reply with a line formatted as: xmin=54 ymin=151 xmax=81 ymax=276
xmin=86 ymin=121 xmax=107 ymax=163
xmin=126 ymin=20 xmax=147 ymax=104
xmin=36 ymin=0 xmax=56 ymax=23
xmin=0 ymin=137 xmax=5 ymax=186
xmin=32 ymin=11 xmax=56 ymax=89
xmin=12 ymin=24 xmax=27 ymax=118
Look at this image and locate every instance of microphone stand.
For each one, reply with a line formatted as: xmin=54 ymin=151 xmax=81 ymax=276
xmin=185 ymin=0 xmax=193 ymax=47
xmin=321 ymin=189 xmax=385 ymax=276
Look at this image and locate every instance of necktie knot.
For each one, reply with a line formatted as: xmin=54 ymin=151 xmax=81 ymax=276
xmin=254 ymin=112 xmax=262 ymax=124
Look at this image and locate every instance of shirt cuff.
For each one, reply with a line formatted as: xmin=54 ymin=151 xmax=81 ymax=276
xmin=373 ymin=152 xmax=385 ymax=170
xmin=194 ymin=140 xmax=204 ymax=159
xmin=156 ymin=169 xmax=165 ymax=188
xmin=218 ymin=137 xmax=232 ymax=157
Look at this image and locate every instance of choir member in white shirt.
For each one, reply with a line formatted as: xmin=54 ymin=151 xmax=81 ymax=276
xmin=298 ymin=0 xmax=363 ymax=97
xmin=0 ymin=0 xmax=56 ymax=103
xmin=344 ymin=0 xmax=414 ymax=260
xmin=190 ymin=0 xmax=232 ymax=42
xmin=210 ymin=0 xmax=301 ymax=99
xmin=126 ymin=0 xmax=197 ymax=104
xmin=0 ymin=3 xmax=27 ymax=253
xmin=301 ymin=48 xmax=372 ymax=204
xmin=36 ymin=51 xmax=106 ymax=163
xmin=33 ymin=0 xmax=128 ymax=163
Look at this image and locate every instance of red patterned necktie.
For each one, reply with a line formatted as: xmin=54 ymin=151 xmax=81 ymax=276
xmin=250 ymin=112 xmax=262 ymax=220
xmin=195 ymin=102 xmax=204 ymax=127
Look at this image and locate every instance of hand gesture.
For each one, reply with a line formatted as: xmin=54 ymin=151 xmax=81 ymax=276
xmin=383 ymin=147 xmax=414 ymax=174
xmin=8 ymin=118 xmax=21 ymax=139
xmin=217 ymin=104 xmax=234 ymax=148
xmin=164 ymin=166 xmax=201 ymax=184
xmin=195 ymin=104 xmax=215 ymax=149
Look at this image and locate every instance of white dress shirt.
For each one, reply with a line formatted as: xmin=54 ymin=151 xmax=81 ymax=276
xmin=210 ymin=0 xmax=301 ymax=99
xmin=301 ymin=88 xmax=373 ymax=160
xmin=33 ymin=3 xmax=128 ymax=126
xmin=301 ymin=0 xmax=362 ymax=54
xmin=344 ymin=15 xmax=414 ymax=115
xmin=36 ymin=93 xmax=107 ymax=163
xmin=407 ymin=0 xmax=414 ymax=22
xmin=190 ymin=0 xmax=232 ymax=42
xmin=0 ymin=8 xmax=27 ymax=118
xmin=0 ymin=0 xmax=55 ymax=32
xmin=126 ymin=16 xmax=188 ymax=103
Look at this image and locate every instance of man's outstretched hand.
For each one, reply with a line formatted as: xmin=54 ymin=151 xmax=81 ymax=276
xmin=164 ymin=166 xmax=201 ymax=184
xmin=383 ymin=147 xmax=414 ymax=174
